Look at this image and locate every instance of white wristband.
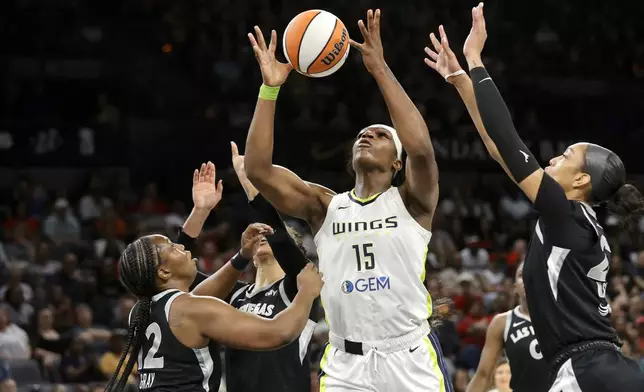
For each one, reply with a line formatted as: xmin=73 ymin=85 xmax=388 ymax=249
xmin=445 ymin=70 xmax=466 ymax=82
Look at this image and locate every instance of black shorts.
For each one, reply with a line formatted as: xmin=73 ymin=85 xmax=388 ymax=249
xmin=549 ymin=346 xmax=644 ymax=391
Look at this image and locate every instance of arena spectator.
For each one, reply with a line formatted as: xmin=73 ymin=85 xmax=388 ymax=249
xmin=489 ymin=358 xmax=512 ymax=392
xmin=3 ymin=285 xmax=34 ymax=328
xmin=0 ymin=306 xmax=30 ymax=360
xmin=98 ymin=333 xmax=137 ymax=386
xmin=59 ymin=336 xmax=99 ymax=384
xmin=108 ymin=296 xmax=136 ymax=331
xmin=3 ymin=202 xmax=39 ymax=238
xmin=43 ymin=199 xmax=81 ymax=245
xmin=0 ymin=269 xmax=33 ymax=303
xmin=78 ymin=181 xmax=112 ymax=223
xmin=0 ymin=358 xmax=17 ymax=392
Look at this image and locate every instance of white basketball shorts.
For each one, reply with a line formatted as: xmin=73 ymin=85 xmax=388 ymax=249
xmin=319 ymin=330 xmax=453 ymax=392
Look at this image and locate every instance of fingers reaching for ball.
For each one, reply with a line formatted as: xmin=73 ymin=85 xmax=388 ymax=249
xmin=248 ymin=25 xmax=292 ymax=87
xmin=351 ymin=9 xmax=386 ymax=75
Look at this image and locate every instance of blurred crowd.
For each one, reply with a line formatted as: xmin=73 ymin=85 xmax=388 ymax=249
xmin=1 ymin=170 xmax=643 ymax=392
xmin=2 ymin=0 xmax=642 ymax=140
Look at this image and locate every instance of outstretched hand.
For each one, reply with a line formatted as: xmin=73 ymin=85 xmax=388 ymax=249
xmin=248 ymin=26 xmax=293 ymax=87
xmin=463 ymin=3 xmax=487 ymax=65
xmin=231 ymin=141 xmax=259 ymax=200
xmin=192 ymin=162 xmax=223 ymax=212
xmin=424 ymin=25 xmax=465 ymax=84
xmin=350 ymin=9 xmax=387 ymax=75
xmin=240 ymin=222 xmax=274 ymax=259
xmin=231 ymin=141 xmax=245 ymax=178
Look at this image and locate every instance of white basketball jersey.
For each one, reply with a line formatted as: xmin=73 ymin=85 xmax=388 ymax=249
xmin=314 ymin=187 xmax=433 ymax=341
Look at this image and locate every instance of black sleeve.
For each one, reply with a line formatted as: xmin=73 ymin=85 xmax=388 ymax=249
xmin=470 ymin=67 xmax=541 ymax=183
xmin=249 ymin=195 xmax=308 ymax=280
xmin=176 ymin=229 xmax=207 ymax=290
xmin=176 ymin=229 xmax=198 ymax=253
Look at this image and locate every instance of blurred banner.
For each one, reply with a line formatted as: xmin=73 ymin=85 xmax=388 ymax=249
xmin=0 ymin=124 xmax=127 ymax=167
xmin=1 ymin=121 xmax=638 ymax=175
xmin=126 ymin=120 xmax=637 ymax=175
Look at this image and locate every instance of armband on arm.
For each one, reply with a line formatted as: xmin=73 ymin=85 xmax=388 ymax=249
xmin=230 ymin=252 xmax=251 ymax=271
xmin=470 ymin=67 xmax=540 ymax=183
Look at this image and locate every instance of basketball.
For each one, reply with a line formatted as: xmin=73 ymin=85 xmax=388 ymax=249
xmin=283 ymin=10 xmax=350 ymax=78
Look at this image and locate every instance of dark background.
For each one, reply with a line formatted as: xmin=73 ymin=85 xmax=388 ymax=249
xmin=1 ymin=0 xmax=643 ymax=391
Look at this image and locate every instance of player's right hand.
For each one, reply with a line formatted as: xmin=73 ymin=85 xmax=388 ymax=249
xmin=192 ymin=161 xmax=223 ymax=212
xmin=248 ymin=26 xmax=293 ymax=87
xmin=424 ymin=25 xmax=464 ymax=84
xmin=297 ymin=263 xmax=324 ymax=299
xmin=231 ymin=141 xmax=259 ymax=200
xmin=240 ymin=223 xmax=274 ymax=259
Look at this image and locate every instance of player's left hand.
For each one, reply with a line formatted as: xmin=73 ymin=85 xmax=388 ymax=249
xmin=350 ymin=9 xmax=387 ymax=75
xmin=240 ymin=223 xmax=274 ymax=259
xmin=192 ymin=161 xmax=223 ymax=212
xmin=463 ymin=3 xmax=487 ymax=62
xmin=424 ymin=25 xmax=465 ymax=84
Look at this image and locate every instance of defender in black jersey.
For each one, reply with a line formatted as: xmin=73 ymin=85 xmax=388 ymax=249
xmin=466 ymin=263 xmax=549 ymax=392
xmin=105 ymin=162 xmax=324 ymax=392
xmin=448 ymin=5 xmax=644 ymax=391
xmin=223 ymin=143 xmax=317 ymax=392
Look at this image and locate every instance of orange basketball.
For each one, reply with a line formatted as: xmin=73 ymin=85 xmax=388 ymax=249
xmin=282 ymin=10 xmax=350 ymax=78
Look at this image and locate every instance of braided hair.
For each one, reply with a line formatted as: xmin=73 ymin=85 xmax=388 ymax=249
xmin=105 ymin=236 xmax=161 ymax=392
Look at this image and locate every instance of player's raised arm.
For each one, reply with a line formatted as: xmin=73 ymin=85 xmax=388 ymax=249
xmin=351 ymin=9 xmax=438 ymax=217
xmin=423 ymin=25 xmax=514 ymax=182
xmin=462 ymin=3 xmax=553 ymax=206
xmin=232 ymin=141 xmax=308 ymax=278
xmin=188 ymin=263 xmax=323 ymax=350
xmin=244 ymin=26 xmax=334 ymax=227
xmin=466 ymin=313 xmax=506 ymax=392
xmin=177 ymin=162 xmax=223 ymax=291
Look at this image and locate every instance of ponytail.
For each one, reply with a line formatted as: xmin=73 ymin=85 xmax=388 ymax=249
xmin=105 ymin=299 xmax=151 ymax=392
xmin=106 ymin=236 xmax=160 ymax=392
xmin=608 ymin=184 xmax=644 ymax=229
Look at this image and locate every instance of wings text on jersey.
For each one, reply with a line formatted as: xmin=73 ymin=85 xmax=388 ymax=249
xmin=332 ymin=216 xmax=398 ymax=236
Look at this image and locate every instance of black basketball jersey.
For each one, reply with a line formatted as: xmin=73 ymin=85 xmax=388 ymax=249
xmin=523 ymin=200 xmax=619 ymax=362
xmin=133 ymin=289 xmax=221 ymax=392
xmin=225 ymin=278 xmax=316 ymax=392
xmin=503 ymin=307 xmax=549 ymax=392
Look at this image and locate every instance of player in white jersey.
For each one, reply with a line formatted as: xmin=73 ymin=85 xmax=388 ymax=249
xmin=243 ymin=9 xmax=452 ymax=392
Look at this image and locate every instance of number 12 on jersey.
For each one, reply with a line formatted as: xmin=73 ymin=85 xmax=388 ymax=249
xmin=138 ymin=322 xmax=164 ymax=370
xmin=352 ymin=243 xmax=375 ymax=271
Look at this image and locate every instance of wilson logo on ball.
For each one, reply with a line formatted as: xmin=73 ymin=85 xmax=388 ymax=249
xmin=321 ymin=28 xmax=348 ymax=66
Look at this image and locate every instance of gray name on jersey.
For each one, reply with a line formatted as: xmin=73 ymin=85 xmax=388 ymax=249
xmin=140 ymin=373 xmax=155 ymax=389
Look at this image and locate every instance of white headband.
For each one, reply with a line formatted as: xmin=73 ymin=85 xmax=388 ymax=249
xmin=359 ymin=124 xmax=403 ymax=160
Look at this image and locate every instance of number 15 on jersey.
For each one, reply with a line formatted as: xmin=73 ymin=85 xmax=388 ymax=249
xmin=352 ymin=243 xmax=375 ymax=271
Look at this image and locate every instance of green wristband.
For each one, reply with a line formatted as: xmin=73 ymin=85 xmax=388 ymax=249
xmin=258 ymin=84 xmax=280 ymax=101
